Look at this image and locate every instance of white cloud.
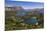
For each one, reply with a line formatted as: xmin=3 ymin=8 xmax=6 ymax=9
xmin=22 ymin=6 xmax=43 ymax=9
xmin=11 ymin=0 xmax=44 ymax=2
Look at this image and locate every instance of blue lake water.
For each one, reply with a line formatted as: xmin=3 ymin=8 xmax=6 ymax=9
xmin=16 ymin=10 xmax=27 ymax=16
xmin=23 ymin=18 xmax=38 ymax=25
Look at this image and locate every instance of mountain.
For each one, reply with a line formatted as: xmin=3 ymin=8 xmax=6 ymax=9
xmin=39 ymin=8 xmax=44 ymax=14
xmin=16 ymin=8 xmax=44 ymax=16
xmin=5 ymin=6 xmax=44 ymax=16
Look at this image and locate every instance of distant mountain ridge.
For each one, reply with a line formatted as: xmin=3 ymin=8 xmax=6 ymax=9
xmin=16 ymin=8 xmax=44 ymax=16
xmin=5 ymin=6 xmax=44 ymax=16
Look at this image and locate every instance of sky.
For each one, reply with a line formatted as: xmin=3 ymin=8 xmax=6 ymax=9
xmin=5 ymin=0 xmax=44 ymax=9
xmin=5 ymin=0 xmax=44 ymax=2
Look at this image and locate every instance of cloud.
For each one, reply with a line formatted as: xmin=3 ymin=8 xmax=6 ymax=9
xmin=22 ymin=6 xmax=43 ymax=9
